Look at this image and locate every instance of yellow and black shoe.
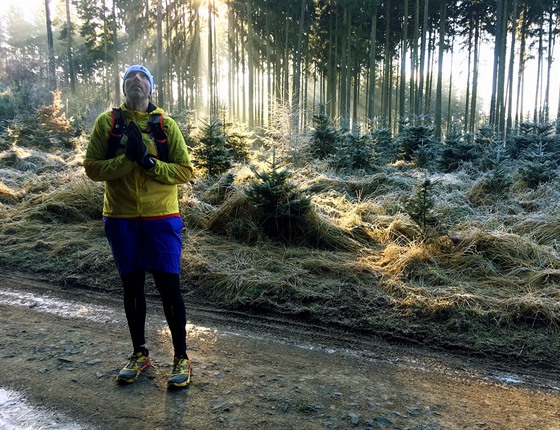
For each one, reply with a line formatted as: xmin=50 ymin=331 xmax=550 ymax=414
xmin=117 ymin=350 xmax=151 ymax=384
xmin=167 ymin=356 xmax=192 ymax=388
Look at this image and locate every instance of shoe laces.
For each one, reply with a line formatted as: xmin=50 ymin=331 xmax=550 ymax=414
xmin=172 ymin=357 xmax=191 ymax=374
xmin=125 ymin=351 xmax=147 ymax=369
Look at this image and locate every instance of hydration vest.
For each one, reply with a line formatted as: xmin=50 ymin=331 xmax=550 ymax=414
xmin=106 ymin=107 xmax=169 ymax=162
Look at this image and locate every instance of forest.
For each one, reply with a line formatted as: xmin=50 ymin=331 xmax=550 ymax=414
xmin=2 ymin=0 xmax=559 ymax=135
xmin=0 ymin=0 xmax=560 ymax=371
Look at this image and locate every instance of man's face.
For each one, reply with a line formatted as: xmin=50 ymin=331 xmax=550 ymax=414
xmin=123 ymin=71 xmax=151 ymax=99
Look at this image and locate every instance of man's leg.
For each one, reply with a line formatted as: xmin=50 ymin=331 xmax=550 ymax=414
xmin=152 ymin=271 xmax=187 ymax=357
xmin=153 ymin=271 xmax=192 ymax=388
xmin=122 ymin=268 xmax=148 ymax=352
xmin=116 ymin=268 xmax=151 ymax=384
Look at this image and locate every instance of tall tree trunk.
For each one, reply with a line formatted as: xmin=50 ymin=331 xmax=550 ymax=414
xmin=102 ymin=0 xmax=109 ymax=100
xmin=506 ymin=0 xmax=518 ymax=134
xmin=515 ymin=5 xmax=527 ymax=127
xmin=339 ymin=6 xmax=348 ymax=122
xmin=417 ymin=0 xmax=428 ymax=115
xmin=193 ymin=6 xmax=202 ymax=114
xmin=496 ymin=0 xmax=508 ymax=133
xmin=247 ymin=0 xmax=254 ymax=128
xmin=533 ymin=13 xmax=544 ymax=122
xmin=345 ymin=6 xmax=352 ymax=125
xmin=447 ymin=34 xmax=455 ymax=130
xmin=425 ymin=29 xmax=435 ymax=111
xmin=469 ymin=20 xmax=480 ymax=133
xmin=64 ymin=0 xmax=76 ymax=94
xmin=434 ymin=1 xmax=445 ymax=140
xmin=490 ymin=0 xmax=508 ymax=133
xmin=410 ymin=0 xmax=419 ymax=114
xmin=352 ymin=61 xmax=359 ymax=128
xmin=464 ymin=23 xmax=473 ymax=132
xmin=45 ymin=0 xmax=56 ymax=91
xmin=207 ymin=0 xmax=214 ymax=116
xmin=240 ymin=12 xmax=247 ymax=123
xmin=543 ymin=5 xmax=554 ymax=122
xmin=156 ymin=0 xmax=164 ymax=107
xmin=292 ymin=0 xmax=306 ymax=131
xmin=489 ymin=0 xmax=503 ymax=127
xmin=399 ymin=0 xmax=408 ymax=128
xmin=283 ymin=21 xmax=289 ymax=107
xmin=327 ymin=9 xmax=337 ymax=118
xmin=367 ymin=9 xmax=377 ymax=120
xmin=112 ymin=0 xmax=119 ymax=104
xmin=382 ymin=0 xmax=391 ymax=126
xmin=227 ymin=6 xmax=234 ymax=119
xmin=265 ymin=7 xmax=272 ymax=128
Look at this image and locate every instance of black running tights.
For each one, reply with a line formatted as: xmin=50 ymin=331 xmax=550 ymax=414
xmin=121 ymin=269 xmax=187 ymax=358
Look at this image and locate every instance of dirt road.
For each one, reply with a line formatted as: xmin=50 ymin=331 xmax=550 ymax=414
xmin=0 ymin=273 xmax=559 ymax=429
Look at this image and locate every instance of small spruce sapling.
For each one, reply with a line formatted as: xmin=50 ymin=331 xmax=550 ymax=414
xmin=193 ymin=117 xmax=231 ymax=177
xmin=309 ymin=104 xmax=340 ymax=159
xmin=404 ymin=177 xmax=439 ymax=237
xmin=486 ymin=149 xmax=512 ymax=194
xmin=439 ymin=128 xmax=480 ymax=172
xmin=396 ymin=120 xmax=435 ymax=162
xmin=245 ymin=155 xmax=311 ymax=243
xmin=330 ymin=130 xmax=377 ymax=172
xmin=517 ymin=140 xmax=557 ymax=188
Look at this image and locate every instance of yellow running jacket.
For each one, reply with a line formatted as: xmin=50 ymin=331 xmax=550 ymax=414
xmin=84 ymin=103 xmax=194 ymax=218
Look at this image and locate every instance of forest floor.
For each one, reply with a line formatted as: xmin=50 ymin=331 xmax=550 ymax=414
xmin=0 ymin=272 xmax=559 ymax=430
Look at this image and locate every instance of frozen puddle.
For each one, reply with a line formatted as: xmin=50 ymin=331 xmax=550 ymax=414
xmin=0 ymin=388 xmax=86 ymax=429
xmin=0 ymin=290 xmax=120 ymax=324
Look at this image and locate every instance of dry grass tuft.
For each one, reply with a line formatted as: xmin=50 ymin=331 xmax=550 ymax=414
xmin=205 ymin=189 xmax=265 ymax=243
xmin=0 ymin=181 xmax=19 ymax=204
xmin=366 ymin=214 xmax=421 ymax=245
xmin=204 ymin=189 xmax=360 ymax=250
xmin=511 ymin=214 xmax=560 ymax=248
xmin=303 ymin=171 xmax=411 ymax=199
xmin=450 ymin=229 xmax=559 ymax=273
xmin=13 ymin=177 xmax=104 ymax=223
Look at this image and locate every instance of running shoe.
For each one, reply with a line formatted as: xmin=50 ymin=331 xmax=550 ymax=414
xmin=167 ymin=356 xmax=192 ymax=388
xmin=117 ymin=351 xmax=151 ymax=384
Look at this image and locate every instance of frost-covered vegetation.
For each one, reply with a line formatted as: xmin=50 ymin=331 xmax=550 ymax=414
xmin=1 ymin=92 xmax=559 ymax=367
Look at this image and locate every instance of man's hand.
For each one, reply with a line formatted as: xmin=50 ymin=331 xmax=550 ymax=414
xmin=125 ymin=121 xmax=155 ymax=170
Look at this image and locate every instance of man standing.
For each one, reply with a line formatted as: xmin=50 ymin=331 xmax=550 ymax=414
xmin=84 ymin=65 xmax=194 ymax=388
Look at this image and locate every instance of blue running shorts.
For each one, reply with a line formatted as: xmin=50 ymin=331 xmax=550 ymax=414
xmin=103 ymin=216 xmax=183 ymax=275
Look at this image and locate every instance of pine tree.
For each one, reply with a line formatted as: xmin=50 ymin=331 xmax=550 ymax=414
xmin=367 ymin=125 xmax=395 ymax=164
xmin=193 ymin=118 xmax=231 ymax=177
xmin=396 ymin=120 xmax=435 ymax=162
xmin=517 ymin=140 xmax=557 ymax=188
xmin=224 ymin=121 xmax=251 ymax=163
xmin=330 ymin=130 xmax=377 ymax=172
xmin=404 ymin=177 xmax=438 ymax=237
xmin=485 ymin=149 xmax=512 ymax=194
xmin=439 ymin=128 xmax=480 ymax=172
xmin=309 ymin=105 xmax=340 ymax=159
xmin=507 ymin=121 xmax=554 ymax=160
xmin=245 ymin=156 xmax=311 ymax=243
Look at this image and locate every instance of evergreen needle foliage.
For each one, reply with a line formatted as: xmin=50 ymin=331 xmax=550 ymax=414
xmin=367 ymin=124 xmax=395 ymax=164
xmin=439 ymin=128 xmax=480 ymax=172
xmin=309 ymin=105 xmax=339 ymax=159
xmin=193 ymin=117 xmax=231 ymax=177
xmin=224 ymin=121 xmax=251 ymax=163
xmin=329 ymin=130 xmax=377 ymax=172
xmin=517 ymin=141 xmax=557 ymax=188
xmin=396 ymin=118 xmax=435 ymax=162
xmin=245 ymin=156 xmax=311 ymax=243
xmin=404 ymin=177 xmax=438 ymax=237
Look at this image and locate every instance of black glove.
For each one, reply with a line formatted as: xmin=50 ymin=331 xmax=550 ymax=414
xmin=125 ymin=121 xmax=155 ymax=170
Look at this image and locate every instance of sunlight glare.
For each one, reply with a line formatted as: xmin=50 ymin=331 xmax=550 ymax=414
xmin=2 ymin=0 xmax=45 ymax=22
